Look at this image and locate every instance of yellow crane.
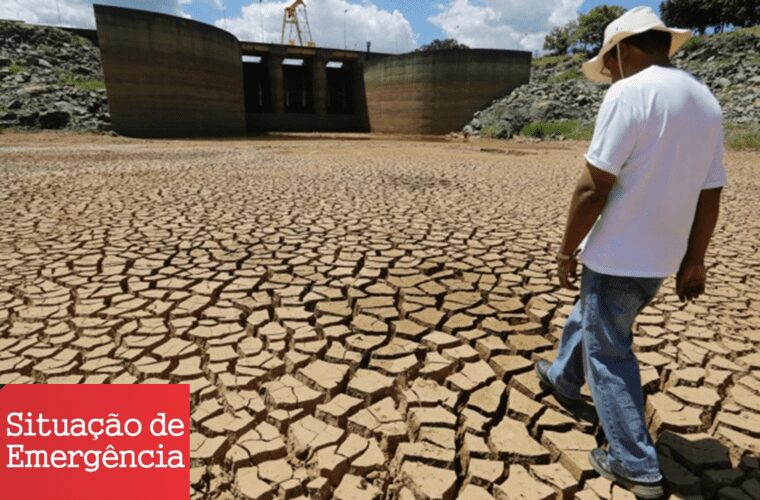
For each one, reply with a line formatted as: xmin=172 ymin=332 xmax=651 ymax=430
xmin=281 ymin=0 xmax=315 ymax=47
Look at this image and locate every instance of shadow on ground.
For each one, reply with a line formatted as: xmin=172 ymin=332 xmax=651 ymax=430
xmin=656 ymin=431 xmax=759 ymax=499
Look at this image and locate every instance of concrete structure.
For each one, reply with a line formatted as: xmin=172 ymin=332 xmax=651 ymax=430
xmin=93 ymin=6 xmax=531 ymax=138
xmin=239 ymin=42 xmax=375 ymax=133
xmin=94 ymin=5 xmax=246 ymax=137
xmin=363 ymin=49 xmax=531 ymax=135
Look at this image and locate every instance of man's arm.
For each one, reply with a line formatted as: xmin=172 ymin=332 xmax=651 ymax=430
xmin=557 ymin=162 xmax=617 ymax=289
xmin=677 ymin=187 xmax=722 ymax=301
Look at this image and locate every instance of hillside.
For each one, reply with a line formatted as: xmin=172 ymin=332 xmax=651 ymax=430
xmin=464 ymin=28 xmax=760 ymax=145
xmin=0 ymin=20 xmax=109 ymax=132
xmin=1 ymin=20 xmax=758 ymax=142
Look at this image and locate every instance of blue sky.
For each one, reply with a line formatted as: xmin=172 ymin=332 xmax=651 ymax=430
xmin=190 ymin=0 xmax=663 ymax=50
xmin=1 ymin=0 xmax=665 ymax=53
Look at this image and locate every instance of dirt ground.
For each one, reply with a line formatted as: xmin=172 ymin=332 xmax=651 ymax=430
xmin=0 ymin=132 xmax=758 ymax=499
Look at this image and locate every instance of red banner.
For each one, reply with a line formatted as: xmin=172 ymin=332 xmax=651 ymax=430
xmin=0 ymin=384 xmax=189 ymax=500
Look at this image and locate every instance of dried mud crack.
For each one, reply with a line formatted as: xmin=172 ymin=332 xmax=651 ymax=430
xmin=0 ymin=133 xmax=758 ymax=500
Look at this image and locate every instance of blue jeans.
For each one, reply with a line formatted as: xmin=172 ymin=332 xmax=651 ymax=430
xmin=547 ymin=266 xmax=664 ymax=483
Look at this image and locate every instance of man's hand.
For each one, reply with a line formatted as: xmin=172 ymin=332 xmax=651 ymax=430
xmin=556 ymin=163 xmax=615 ymax=292
xmin=676 ymin=262 xmax=706 ymax=302
xmin=677 ymin=188 xmax=721 ymax=303
xmin=557 ymin=255 xmax=579 ymax=290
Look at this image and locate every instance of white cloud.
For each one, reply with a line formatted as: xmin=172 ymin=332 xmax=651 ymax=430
xmin=429 ymin=0 xmax=582 ymax=53
xmin=218 ymin=0 xmax=417 ymax=53
xmin=0 ymin=0 xmax=189 ymax=29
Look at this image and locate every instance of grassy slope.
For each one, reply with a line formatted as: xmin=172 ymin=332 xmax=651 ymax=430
xmin=524 ymin=27 xmax=760 ymax=149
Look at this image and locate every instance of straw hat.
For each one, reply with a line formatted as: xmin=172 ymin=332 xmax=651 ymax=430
xmin=581 ymin=6 xmax=691 ymax=83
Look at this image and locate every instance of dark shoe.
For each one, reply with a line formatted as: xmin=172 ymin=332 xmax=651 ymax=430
xmin=535 ymin=360 xmax=584 ymax=406
xmin=535 ymin=360 xmax=598 ymax=425
xmin=589 ymin=448 xmax=665 ymax=499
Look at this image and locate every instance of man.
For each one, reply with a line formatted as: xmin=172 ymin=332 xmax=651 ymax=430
xmin=534 ymin=6 xmax=726 ymax=499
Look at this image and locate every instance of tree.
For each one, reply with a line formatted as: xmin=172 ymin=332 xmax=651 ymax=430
xmin=574 ymin=5 xmax=627 ymax=53
xmin=414 ymin=38 xmax=470 ymax=52
xmin=720 ymin=0 xmax=760 ymax=28
xmin=659 ymin=0 xmax=759 ymax=34
xmin=660 ymin=0 xmax=716 ymax=34
xmin=543 ymin=22 xmax=578 ymax=55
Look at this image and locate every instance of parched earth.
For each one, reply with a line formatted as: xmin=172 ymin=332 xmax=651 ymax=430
xmin=0 ymin=133 xmax=758 ymax=500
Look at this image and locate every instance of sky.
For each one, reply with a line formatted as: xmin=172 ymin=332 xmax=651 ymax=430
xmin=0 ymin=0 xmax=664 ymax=54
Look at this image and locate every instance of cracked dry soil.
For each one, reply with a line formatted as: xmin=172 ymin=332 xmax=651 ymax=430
xmin=0 ymin=133 xmax=758 ymax=500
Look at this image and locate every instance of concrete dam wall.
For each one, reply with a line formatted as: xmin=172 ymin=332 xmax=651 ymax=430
xmin=363 ymin=49 xmax=532 ymax=135
xmin=93 ymin=6 xmax=531 ymax=137
xmin=94 ymin=5 xmax=246 ymax=138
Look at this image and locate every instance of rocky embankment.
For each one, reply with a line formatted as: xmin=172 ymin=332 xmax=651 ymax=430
xmin=0 ymin=21 xmax=110 ymax=132
xmin=465 ymin=31 xmax=760 ymax=139
xmin=2 ymin=20 xmax=758 ymax=138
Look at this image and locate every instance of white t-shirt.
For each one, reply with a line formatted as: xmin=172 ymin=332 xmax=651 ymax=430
xmin=581 ymin=65 xmax=726 ymax=278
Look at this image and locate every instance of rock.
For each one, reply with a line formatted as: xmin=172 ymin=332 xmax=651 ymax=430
xmin=0 ymin=21 xmax=109 ymax=131
xmin=18 ymin=111 xmax=38 ymax=127
xmin=463 ymin=31 xmax=760 ymax=139
xmin=38 ymin=110 xmax=70 ymax=129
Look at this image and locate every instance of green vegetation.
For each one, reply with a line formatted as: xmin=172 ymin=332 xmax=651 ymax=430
xmin=683 ymin=25 xmax=760 ymax=54
xmin=519 ymin=120 xmax=594 ymax=141
xmin=70 ymin=78 xmax=105 ymax=91
xmin=544 ymin=3 xmax=759 ymax=57
xmin=59 ymin=71 xmax=105 ymax=91
xmin=515 ymin=122 xmax=760 ymax=149
xmin=573 ymin=5 xmax=627 ymax=53
xmin=543 ymin=5 xmax=626 ymax=55
xmin=680 ymin=36 xmax=706 ymax=52
xmin=726 ymin=124 xmax=760 ymax=151
xmin=712 ymin=25 xmax=760 ymax=41
xmin=543 ymin=23 xmax=577 ymax=56
xmin=532 ymin=53 xmax=585 ymax=68
xmin=480 ymin=124 xmax=507 ymax=138
xmin=532 ymin=54 xmax=572 ymax=67
xmin=73 ymin=36 xmax=91 ymax=47
xmin=8 ymin=62 xmax=26 ymax=74
xmin=415 ymin=38 xmax=469 ymax=52
xmin=660 ymin=0 xmax=759 ymax=35
xmin=549 ymin=68 xmax=582 ymax=82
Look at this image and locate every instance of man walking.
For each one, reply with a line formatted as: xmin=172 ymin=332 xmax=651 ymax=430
xmin=534 ymin=7 xmax=726 ymax=499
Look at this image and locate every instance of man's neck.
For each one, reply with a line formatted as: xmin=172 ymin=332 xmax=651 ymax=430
xmin=625 ymin=56 xmax=672 ymax=78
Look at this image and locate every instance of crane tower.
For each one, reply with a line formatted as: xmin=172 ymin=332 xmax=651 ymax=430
xmin=281 ymin=0 xmax=315 ymax=47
